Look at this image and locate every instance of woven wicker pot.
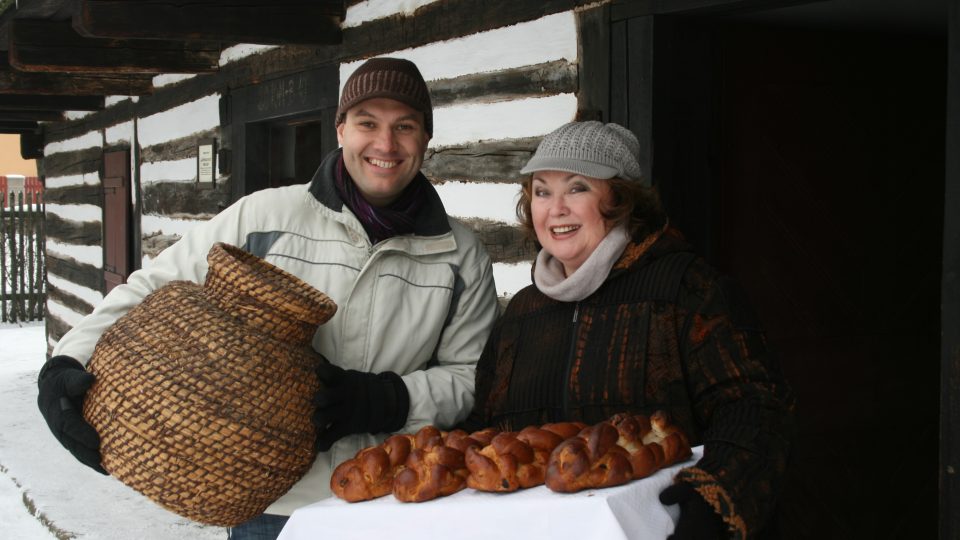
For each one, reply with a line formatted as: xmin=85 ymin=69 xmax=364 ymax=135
xmin=82 ymin=242 xmax=338 ymax=527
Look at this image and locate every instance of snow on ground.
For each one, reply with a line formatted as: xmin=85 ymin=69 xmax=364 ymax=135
xmin=0 ymin=322 xmax=227 ymax=539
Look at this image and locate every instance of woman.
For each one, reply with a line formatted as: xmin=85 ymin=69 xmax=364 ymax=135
xmin=461 ymin=121 xmax=795 ymax=539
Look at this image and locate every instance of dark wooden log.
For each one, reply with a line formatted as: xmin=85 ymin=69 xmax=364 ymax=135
xmin=43 ymin=185 xmax=102 ymax=206
xmin=46 ymin=253 xmax=103 ymax=294
xmin=0 ymin=94 xmax=103 ymax=111
xmin=336 ymin=0 xmax=595 ymax=65
xmin=45 ymin=213 xmax=102 ymax=245
xmin=0 ymin=55 xmax=153 ymax=95
xmin=429 ymin=60 xmax=577 ymax=107
xmin=141 ymin=182 xmax=226 ymax=216
xmin=10 ymin=19 xmax=220 ymax=74
xmin=75 ymin=0 xmax=343 ymax=45
xmin=423 ymin=138 xmax=539 ymax=184
xmin=139 ymin=127 xmax=218 ymax=162
xmin=42 ymin=147 xmax=102 ymax=178
xmin=45 ymin=313 xmax=74 ymax=350
xmin=46 ymin=284 xmax=97 ymax=319
xmin=462 ymin=218 xmax=537 ymax=264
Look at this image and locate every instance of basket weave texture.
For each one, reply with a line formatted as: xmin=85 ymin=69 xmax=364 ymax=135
xmin=82 ymin=242 xmax=338 ymax=527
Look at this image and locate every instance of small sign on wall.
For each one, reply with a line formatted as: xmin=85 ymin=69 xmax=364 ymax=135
xmin=198 ymin=140 xmax=216 ymax=187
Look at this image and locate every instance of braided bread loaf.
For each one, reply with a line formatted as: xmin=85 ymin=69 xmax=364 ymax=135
xmin=331 ymin=425 xmax=488 ymax=502
xmin=331 ymin=411 xmax=691 ymax=502
xmin=392 ymin=426 xmax=499 ymax=502
xmin=329 ymin=433 xmax=415 ymax=502
xmin=545 ymin=411 xmax=691 ymax=493
xmin=465 ymin=422 xmax=586 ymax=492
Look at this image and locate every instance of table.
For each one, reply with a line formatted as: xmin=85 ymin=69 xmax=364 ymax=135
xmin=278 ymin=446 xmax=703 ymax=540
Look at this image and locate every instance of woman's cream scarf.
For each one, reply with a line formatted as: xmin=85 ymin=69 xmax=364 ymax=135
xmin=533 ymin=225 xmax=631 ymax=302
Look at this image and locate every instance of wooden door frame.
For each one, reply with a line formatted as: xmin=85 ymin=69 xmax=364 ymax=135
xmin=941 ymin=1 xmax=960 ymax=537
xmin=609 ymin=0 xmax=823 ymax=19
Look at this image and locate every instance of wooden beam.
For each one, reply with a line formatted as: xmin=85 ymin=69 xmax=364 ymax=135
xmin=577 ymin=5 xmax=611 ymax=121
xmin=9 ymin=19 xmax=220 ymax=74
xmin=422 ymin=138 xmax=539 ymax=184
xmin=0 ymin=109 xmax=64 ymax=121
xmin=429 ymin=60 xmax=577 ymax=108
xmin=75 ymin=0 xmax=343 ymax=45
xmin=0 ymin=94 xmax=104 ymax=111
xmin=609 ymin=16 xmax=654 ymax=178
xmin=0 ymin=120 xmax=39 ymax=133
xmin=610 ymin=0 xmax=828 ymax=20
xmin=0 ymin=56 xmax=153 ymax=95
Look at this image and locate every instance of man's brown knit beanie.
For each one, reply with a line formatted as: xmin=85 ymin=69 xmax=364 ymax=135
xmin=336 ymin=57 xmax=433 ymax=137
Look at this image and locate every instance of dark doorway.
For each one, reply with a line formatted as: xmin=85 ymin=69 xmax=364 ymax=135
xmin=715 ymin=23 xmax=943 ymax=539
xmin=228 ymin=65 xmax=339 ymax=203
xmin=267 ymin=114 xmax=325 ymax=188
xmin=650 ymin=15 xmax=945 ymax=540
xmin=246 ymin=113 xmax=327 ymax=191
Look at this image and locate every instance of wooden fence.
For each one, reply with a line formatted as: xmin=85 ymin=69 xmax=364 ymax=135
xmin=1 ymin=191 xmax=45 ymax=322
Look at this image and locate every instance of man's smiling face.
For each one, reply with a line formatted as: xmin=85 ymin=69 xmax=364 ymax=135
xmin=336 ymin=97 xmax=430 ymax=207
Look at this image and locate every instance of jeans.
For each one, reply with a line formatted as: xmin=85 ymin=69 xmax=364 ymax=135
xmin=228 ymin=514 xmax=289 ymax=540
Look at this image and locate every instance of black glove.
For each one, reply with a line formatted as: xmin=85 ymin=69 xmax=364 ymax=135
xmin=312 ymin=362 xmax=410 ymax=452
xmin=659 ymin=482 xmax=726 ymax=540
xmin=37 ymin=356 xmax=107 ymax=475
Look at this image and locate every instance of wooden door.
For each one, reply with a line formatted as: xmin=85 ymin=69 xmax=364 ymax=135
xmin=712 ymin=25 xmax=944 ymax=538
xmin=609 ymin=13 xmax=945 ymax=537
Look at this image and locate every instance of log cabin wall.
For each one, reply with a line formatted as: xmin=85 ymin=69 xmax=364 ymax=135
xmin=40 ymin=0 xmax=604 ymax=353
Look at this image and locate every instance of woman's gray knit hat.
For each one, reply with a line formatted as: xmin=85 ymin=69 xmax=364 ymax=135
xmin=520 ymin=121 xmax=646 ymax=185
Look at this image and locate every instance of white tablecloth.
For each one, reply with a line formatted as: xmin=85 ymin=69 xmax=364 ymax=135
xmin=278 ymin=446 xmax=703 ymax=540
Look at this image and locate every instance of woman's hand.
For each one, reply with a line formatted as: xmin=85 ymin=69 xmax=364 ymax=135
xmin=659 ymin=483 xmax=726 ymax=539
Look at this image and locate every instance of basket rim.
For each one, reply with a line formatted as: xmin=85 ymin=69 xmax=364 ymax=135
xmin=207 ymin=242 xmax=338 ymax=323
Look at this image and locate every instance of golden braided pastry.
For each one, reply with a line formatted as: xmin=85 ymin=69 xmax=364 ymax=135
xmin=545 ymin=411 xmax=692 ymax=493
xmin=544 ymin=421 xmax=634 ymax=493
xmin=392 ymin=426 xmax=498 ymax=502
xmin=329 ymin=433 xmax=414 ymax=502
xmin=331 ymin=411 xmax=691 ymax=502
xmin=330 ymin=426 xmax=497 ymax=502
xmin=608 ymin=411 xmax=692 ymax=478
xmin=331 ymin=425 xmax=493 ymax=503
xmin=465 ymin=422 xmax=586 ymax=492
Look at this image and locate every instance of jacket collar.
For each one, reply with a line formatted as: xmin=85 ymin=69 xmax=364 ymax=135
xmin=609 ymin=227 xmax=694 ymax=278
xmin=308 ymin=148 xmax=452 ymax=237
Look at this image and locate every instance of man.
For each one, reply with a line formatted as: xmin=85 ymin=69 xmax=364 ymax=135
xmin=37 ymin=58 xmax=500 ymax=539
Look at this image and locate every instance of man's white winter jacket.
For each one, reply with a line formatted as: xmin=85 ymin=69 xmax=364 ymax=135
xmin=52 ymin=149 xmax=500 ymax=515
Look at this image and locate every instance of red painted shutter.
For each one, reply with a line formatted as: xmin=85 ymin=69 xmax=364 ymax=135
xmin=103 ymin=150 xmax=130 ymax=293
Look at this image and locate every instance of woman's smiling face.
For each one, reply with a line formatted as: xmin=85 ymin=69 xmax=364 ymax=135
xmin=530 ymin=170 xmax=614 ymax=277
